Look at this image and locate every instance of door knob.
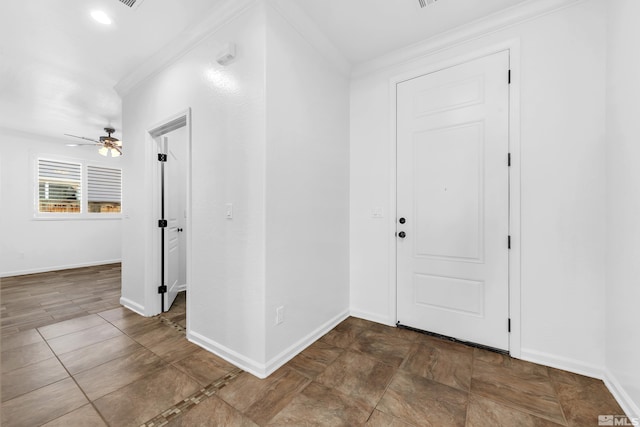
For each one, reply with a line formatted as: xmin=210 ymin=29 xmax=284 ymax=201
xmin=398 ymin=231 xmax=406 ymax=238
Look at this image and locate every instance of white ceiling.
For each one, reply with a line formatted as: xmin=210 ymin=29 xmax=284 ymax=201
xmin=293 ymin=0 xmax=530 ymax=64
xmin=0 ymin=0 xmax=530 ymax=143
xmin=0 ymin=0 xmax=225 ymax=141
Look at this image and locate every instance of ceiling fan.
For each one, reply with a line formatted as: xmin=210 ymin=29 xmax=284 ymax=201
xmin=64 ymin=127 xmax=123 ymax=157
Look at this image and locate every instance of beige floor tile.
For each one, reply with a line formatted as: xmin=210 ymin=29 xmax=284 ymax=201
xmin=144 ymin=333 xmax=199 ymax=363
xmin=46 ymin=323 xmax=123 ymax=355
xmin=0 ymin=329 xmax=44 ymax=352
xmin=549 ymin=369 xmax=625 ymax=427
xmin=474 ymin=348 xmax=549 ymax=377
xmin=349 ymin=329 xmax=413 ymax=367
xmin=218 ymin=367 xmax=310 ymax=425
xmin=1 ymin=341 xmax=55 ymax=373
xmin=467 ymin=394 xmax=564 ymax=427
xmin=93 ymin=366 xmax=201 ymax=426
xmin=401 ymin=338 xmax=473 ymax=392
xmin=172 ymin=348 xmax=236 ymax=385
xmin=316 ymin=349 xmax=397 ymax=409
xmin=366 ymin=409 xmax=414 ymax=426
xmin=320 ymin=318 xmax=368 ymax=349
xmin=57 ymin=334 xmax=142 ymax=374
xmin=74 ymin=347 xmax=165 ymax=401
xmin=266 ymin=382 xmax=370 ymax=426
xmin=1 ymin=378 xmax=88 ymax=427
xmin=471 ymin=359 xmax=565 ymax=425
xmin=377 ymin=370 xmax=468 ymax=427
xmin=1 ymin=357 xmax=69 ymax=402
xmin=41 ymin=404 xmax=108 ymax=427
xmin=38 ymin=314 xmax=108 ymax=340
xmin=165 ymin=395 xmax=258 ymax=427
xmin=286 ymin=340 xmax=344 ymax=379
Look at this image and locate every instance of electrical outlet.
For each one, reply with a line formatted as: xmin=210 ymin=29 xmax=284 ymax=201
xmin=276 ymin=306 xmax=285 ymax=325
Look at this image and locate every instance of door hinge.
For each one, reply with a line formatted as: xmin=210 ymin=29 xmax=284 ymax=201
xmin=158 ymin=219 xmax=168 ymax=228
xmin=157 ymin=153 xmax=167 ymax=162
xmin=158 ymin=285 xmax=167 ymax=294
xmin=508 ymin=69 xmax=511 ymax=84
xmin=508 ymin=318 xmax=511 ymax=332
xmin=508 ymin=152 xmax=511 ymax=167
xmin=508 ymin=235 xmax=511 ymax=249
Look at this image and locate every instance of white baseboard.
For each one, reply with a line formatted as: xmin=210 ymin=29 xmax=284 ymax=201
xmin=1 ymin=259 xmax=121 ymax=278
xmin=177 ymin=284 xmax=187 ymax=292
xmin=603 ymin=369 xmax=640 ymax=421
xmin=187 ymin=330 xmax=267 ymax=378
xmin=119 ymin=297 xmax=146 ymax=317
xmin=350 ymin=308 xmax=394 ymax=326
xmin=520 ymin=348 xmax=604 ymax=379
xmin=188 ymin=309 xmax=349 ymax=379
xmin=264 ymin=310 xmax=350 ymax=376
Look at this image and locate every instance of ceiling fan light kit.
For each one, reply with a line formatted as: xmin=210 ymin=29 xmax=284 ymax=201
xmin=64 ymin=127 xmax=123 ymax=157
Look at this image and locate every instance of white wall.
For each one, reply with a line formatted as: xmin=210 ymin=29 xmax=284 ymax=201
xmin=0 ymin=128 xmax=122 ymax=277
xmin=121 ymin=4 xmax=268 ymax=367
xmin=350 ymin=0 xmax=607 ymax=373
xmin=121 ymin=2 xmax=350 ymax=376
xmin=605 ymin=0 xmax=640 ymax=417
xmin=264 ymin=5 xmax=350 ymax=368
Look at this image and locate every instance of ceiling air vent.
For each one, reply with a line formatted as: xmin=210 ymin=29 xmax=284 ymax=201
xmin=117 ymin=0 xmax=145 ymax=9
xmin=418 ymin=0 xmax=438 ymax=7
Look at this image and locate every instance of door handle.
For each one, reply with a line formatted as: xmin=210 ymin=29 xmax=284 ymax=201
xmin=398 ymin=231 xmax=406 ymax=238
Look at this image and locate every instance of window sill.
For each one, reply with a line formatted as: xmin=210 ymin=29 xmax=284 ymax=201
xmin=33 ymin=215 xmax=123 ymax=221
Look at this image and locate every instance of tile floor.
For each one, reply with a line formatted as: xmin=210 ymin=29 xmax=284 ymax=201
xmin=0 ymin=265 xmax=627 ymax=426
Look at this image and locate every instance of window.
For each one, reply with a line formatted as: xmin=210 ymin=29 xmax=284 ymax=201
xmin=87 ymin=166 xmax=122 ymax=213
xmin=38 ymin=159 xmax=82 ymax=213
xmin=36 ymin=158 xmax=122 ymax=217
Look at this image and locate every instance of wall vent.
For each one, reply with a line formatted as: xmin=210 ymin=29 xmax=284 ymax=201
xmin=117 ymin=0 xmax=145 ymax=9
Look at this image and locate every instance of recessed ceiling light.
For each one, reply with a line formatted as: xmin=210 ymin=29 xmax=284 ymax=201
xmin=91 ymin=10 xmax=112 ymax=25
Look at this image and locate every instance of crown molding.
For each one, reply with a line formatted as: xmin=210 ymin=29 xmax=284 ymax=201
xmin=114 ymin=0 xmax=257 ymax=97
xmin=351 ymin=0 xmax=585 ymax=78
xmin=267 ymin=0 xmax=351 ymax=77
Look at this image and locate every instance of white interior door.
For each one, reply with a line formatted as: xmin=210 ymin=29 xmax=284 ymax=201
xmin=396 ymin=51 xmax=510 ymax=350
xmin=163 ymin=135 xmax=183 ymax=311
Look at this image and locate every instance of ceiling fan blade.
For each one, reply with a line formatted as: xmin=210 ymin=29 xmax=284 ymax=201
xmin=64 ymin=134 xmax=101 ymax=144
xmin=67 ymin=142 xmax=101 ymax=146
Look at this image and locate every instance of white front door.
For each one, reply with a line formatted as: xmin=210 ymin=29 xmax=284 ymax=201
xmin=396 ymin=51 xmax=510 ymax=350
xmin=163 ymin=135 xmax=182 ymax=311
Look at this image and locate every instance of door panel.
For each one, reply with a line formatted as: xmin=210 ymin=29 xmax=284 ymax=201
xmin=396 ymin=51 xmax=510 ymax=350
xmin=414 ymin=123 xmax=483 ymax=261
xmin=164 ymin=136 xmax=181 ymax=311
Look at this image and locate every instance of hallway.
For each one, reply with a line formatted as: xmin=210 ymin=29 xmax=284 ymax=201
xmin=1 ymin=265 xmax=625 ymax=426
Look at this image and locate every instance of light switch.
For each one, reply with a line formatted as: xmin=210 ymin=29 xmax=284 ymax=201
xmin=225 ymin=203 xmax=233 ymax=219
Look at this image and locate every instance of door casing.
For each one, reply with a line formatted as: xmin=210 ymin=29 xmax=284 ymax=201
xmin=388 ymin=41 xmax=522 ymax=358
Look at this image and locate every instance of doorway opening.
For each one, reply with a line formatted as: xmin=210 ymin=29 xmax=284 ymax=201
xmin=147 ymin=109 xmax=191 ymax=316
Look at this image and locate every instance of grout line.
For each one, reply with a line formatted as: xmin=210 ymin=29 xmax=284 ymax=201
xmin=139 ymin=367 xmax=244 ymax=427
xmin=33 ymin=328 xmax=113 ymax=427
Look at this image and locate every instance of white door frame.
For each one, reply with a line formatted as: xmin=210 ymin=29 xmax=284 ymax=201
xmin=145 ymin=108 xmax=192 ymax=320
xmin=388 ymin=40 xmax=522 ymax=358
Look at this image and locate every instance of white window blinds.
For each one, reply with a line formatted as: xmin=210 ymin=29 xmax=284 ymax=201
xmin=38 ymin=159 xmax=82 ymax=213
xmin=87 ymin=166 xmax=122 ymax=213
